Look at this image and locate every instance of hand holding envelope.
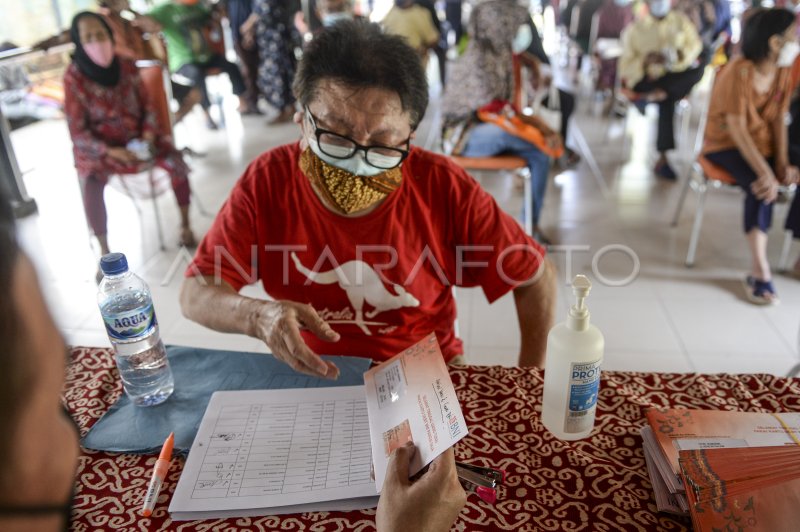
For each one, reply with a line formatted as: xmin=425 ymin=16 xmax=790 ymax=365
xmin=377 ymin=444 xmax=466 ymax=532
xmin=364 ymin=333 xmax=470 ymax=491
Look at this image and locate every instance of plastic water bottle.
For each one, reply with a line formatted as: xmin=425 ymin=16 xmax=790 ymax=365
xmin=97 ymin=253 xmax=174 ymax=406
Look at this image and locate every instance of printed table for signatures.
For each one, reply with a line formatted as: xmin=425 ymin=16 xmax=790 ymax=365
xmin=64 ymin=346 xmax=800 ymax=531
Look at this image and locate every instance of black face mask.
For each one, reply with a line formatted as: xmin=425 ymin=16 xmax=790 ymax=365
xmin=0 ymin=406 xmax=79 ymax=532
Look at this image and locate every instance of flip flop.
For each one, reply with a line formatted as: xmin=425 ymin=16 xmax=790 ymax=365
xmin=743 ymin=276 xmax=779 ymax=306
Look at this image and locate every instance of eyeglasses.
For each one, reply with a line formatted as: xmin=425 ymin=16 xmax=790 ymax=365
xmin=304 ymin=106 xmax=410 ymax=170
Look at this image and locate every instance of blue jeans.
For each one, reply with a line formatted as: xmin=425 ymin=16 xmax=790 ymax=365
xmin=461 ymin=123 xmax=551 ymax=226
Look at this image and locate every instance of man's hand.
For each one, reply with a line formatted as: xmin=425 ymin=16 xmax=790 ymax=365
xmin=643 ymin=51 xmax=668 ymax=80
xmin=751 ymin=171 xmax=780 ymax=203
xmin=251 ymin=300 xmax=341 ymax=379
xmin=643 ymin=51 xmax=667 ymax=68
xmin=106 ymin=147 xmax=139 ymax=165
xmin=377 ymin=444 xmax=466 ymax=532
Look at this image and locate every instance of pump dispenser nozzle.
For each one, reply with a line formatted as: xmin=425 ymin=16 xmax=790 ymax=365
xmin=568 ymin=275 xmax=592 ymax=331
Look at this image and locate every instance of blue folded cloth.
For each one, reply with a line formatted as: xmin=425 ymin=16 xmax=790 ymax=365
xmin=80 ymin=345 xmax=372 ymax=454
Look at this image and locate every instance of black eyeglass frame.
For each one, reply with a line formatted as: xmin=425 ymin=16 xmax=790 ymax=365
xmin=304 ymin=106 xmax=411 ymax=170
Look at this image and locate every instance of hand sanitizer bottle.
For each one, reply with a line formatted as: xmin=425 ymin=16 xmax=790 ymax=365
xmin=541 ymin=275 xmax=604 ymax=440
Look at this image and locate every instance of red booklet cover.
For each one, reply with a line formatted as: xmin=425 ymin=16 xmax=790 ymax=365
xmin=679 ymin=446 xmax=800 ymax=532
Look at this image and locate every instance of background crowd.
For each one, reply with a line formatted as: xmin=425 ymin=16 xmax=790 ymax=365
xmin=3 ymin=0 xmax=800 ymax=302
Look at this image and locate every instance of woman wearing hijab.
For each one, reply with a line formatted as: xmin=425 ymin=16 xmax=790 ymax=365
xmin=63 ymin=11 xmax=196 ymax=261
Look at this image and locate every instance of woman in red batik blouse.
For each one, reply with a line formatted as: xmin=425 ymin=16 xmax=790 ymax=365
xmin=64 ymin=11 xmax=196 ymax=261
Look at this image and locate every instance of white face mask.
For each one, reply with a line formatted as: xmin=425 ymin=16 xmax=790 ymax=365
xmin=512 ymin=24 xmax=533 ymax=54
xmin=649 ymin=0 xmax=671 ymax=18
xmin=307 ymin=136 xmax=392 ymax=177
xmin=777 ymin=40 xmax=800 ymax=67
xmin=614 ymin=0 xmax=631 ymax=6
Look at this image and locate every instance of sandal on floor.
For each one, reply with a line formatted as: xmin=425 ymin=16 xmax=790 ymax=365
xmin=743 ymin=276 xmax=779 ymax=306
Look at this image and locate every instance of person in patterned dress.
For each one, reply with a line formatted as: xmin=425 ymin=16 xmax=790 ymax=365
xmin=241 ymin=0 xmax=301 ymax=123
xmin=64 ymin=12 xmax=196 ymax=259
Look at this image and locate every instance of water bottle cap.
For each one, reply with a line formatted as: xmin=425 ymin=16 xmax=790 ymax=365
xmin=99 ymin=252 xmax=129 ymax=275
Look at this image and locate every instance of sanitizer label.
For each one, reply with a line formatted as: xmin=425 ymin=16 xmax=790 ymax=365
xmin=564 ymin=360 xmax=601 ymax=434
xmin=103 ymin=304 xmax=156 ymax=340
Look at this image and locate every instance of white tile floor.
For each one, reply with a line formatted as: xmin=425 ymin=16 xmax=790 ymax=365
xmin=10 ymin=71 xmax=800 ymax=376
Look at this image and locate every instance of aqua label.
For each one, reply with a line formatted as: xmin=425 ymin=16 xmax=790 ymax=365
xmin=103 ymin=304 xmax=156 ymax=340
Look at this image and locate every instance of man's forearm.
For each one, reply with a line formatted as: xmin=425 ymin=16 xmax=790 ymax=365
xmin=179 ymin=276 xmax=263 ymax=339
xmin=514 ymin=258 xmax=557 ymax=368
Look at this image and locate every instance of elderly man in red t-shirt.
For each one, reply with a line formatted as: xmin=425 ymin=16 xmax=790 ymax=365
xmin=180 ymin=20 xmax=557 ymax=380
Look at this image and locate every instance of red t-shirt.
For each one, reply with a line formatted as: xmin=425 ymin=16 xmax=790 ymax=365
xmin=187 ymin=143 xmax=545 ymax=362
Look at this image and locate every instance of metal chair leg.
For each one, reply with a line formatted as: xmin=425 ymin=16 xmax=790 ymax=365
xmin=778 ymin=230 xmax=794 ymax=273
xmin=671 ymin=164 xmax=695 ymax=226
xmin=677 ymin=99 xmax=691 ymax=154
xmin=149 ymin=169 xmax=166 ymax=251
xmin=520 ymin=167 xmax=533 ymax=236
xmin=686 ymin=182 xmax=708 ymax=267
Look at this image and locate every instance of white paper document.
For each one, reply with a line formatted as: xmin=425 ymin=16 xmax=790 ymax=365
xmin=169 ymin=386 xmax=379 ymax=520
xmin=364 ymin=332 xmax=469 ymax=492
xmin=169 ymin=334 xmax=469 ymax=519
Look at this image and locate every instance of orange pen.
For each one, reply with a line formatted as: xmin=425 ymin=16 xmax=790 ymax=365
xmin=141 ymin=432 xmax=174 ymax=518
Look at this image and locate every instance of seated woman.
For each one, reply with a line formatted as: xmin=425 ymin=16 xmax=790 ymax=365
xmin=64 ymin=11 xmax=196 ymax=260
xmin=703 ymin=8 xmax=800 ymax=304
xmin=442 ymin=0 xmax=555 ymax=244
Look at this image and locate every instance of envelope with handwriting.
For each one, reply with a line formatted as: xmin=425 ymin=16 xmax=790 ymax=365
xmin=364 ymin=332 xmax=469 ymax=491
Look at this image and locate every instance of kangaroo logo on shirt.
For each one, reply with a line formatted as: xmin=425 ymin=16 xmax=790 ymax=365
xmin=291 ymin=252 xmax=420 ymax=336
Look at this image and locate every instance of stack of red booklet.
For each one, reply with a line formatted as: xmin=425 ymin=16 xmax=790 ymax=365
xmin=640 ymin=409 xmax=800 ymax=531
